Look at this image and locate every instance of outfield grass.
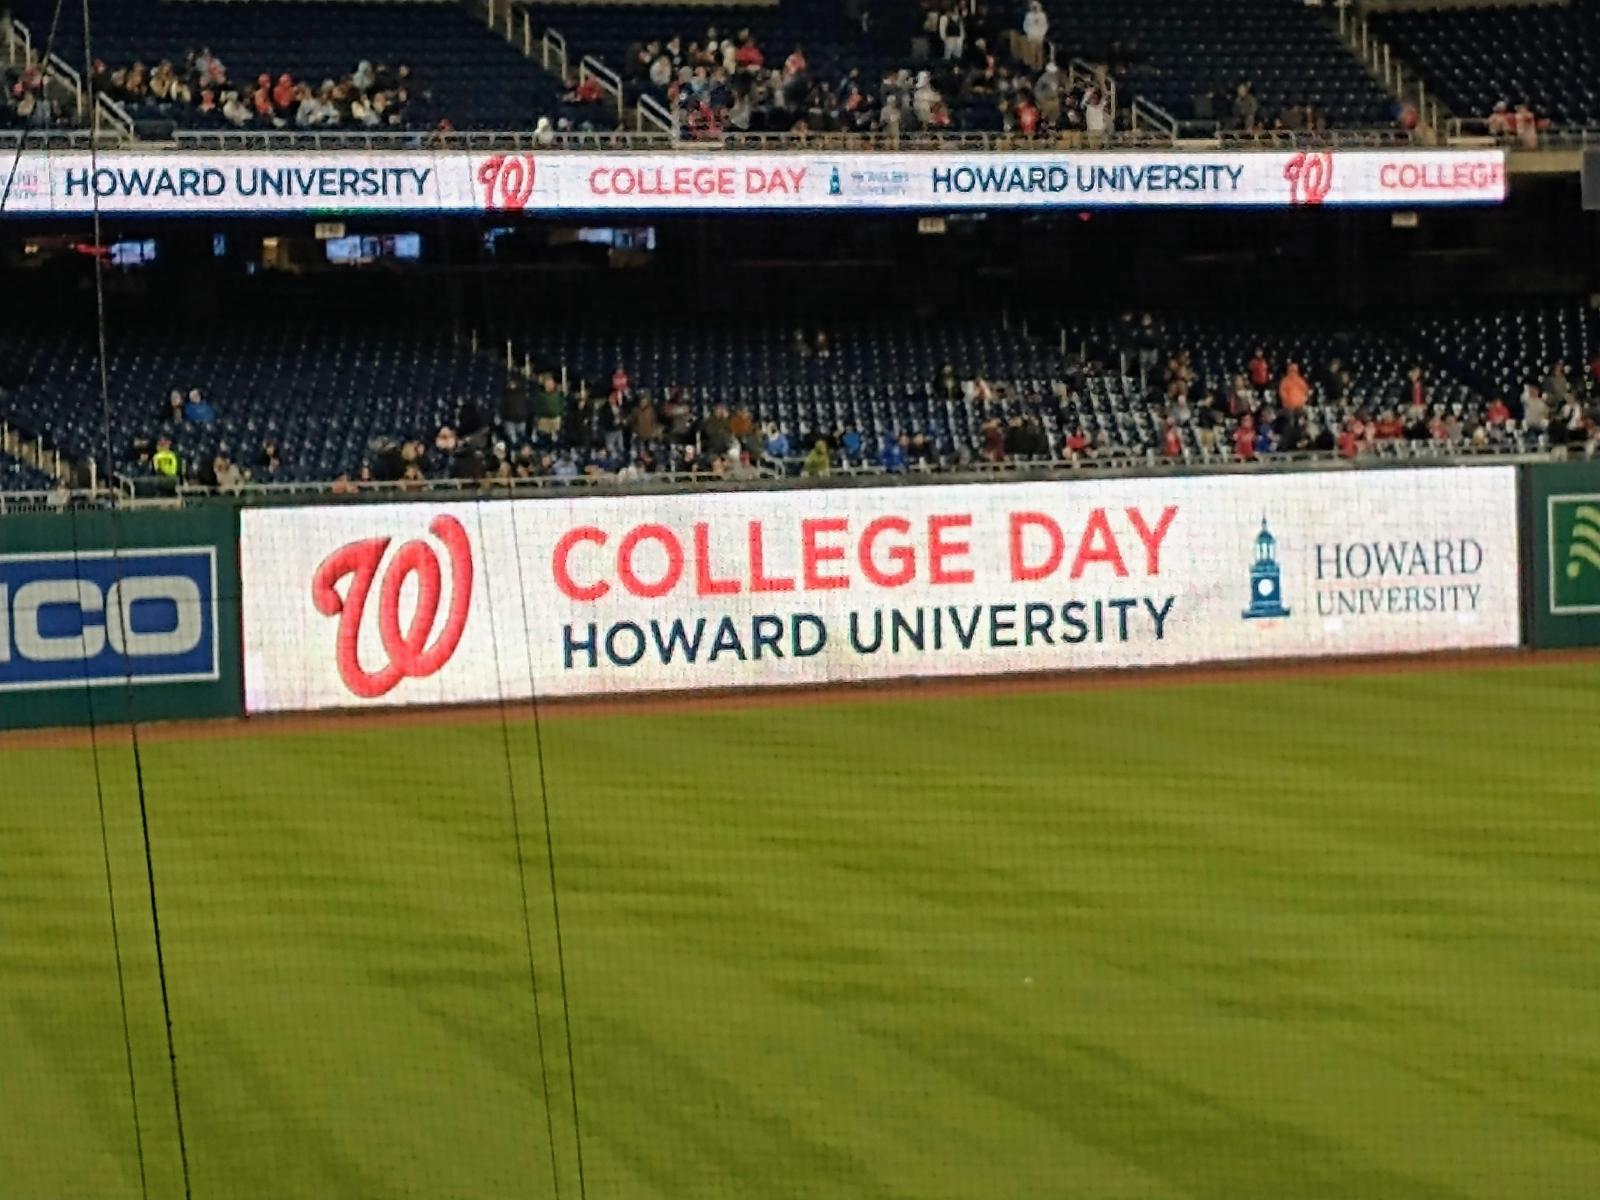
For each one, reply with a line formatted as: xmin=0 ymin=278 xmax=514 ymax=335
xmin=3 ymin=663 xmax=1598 ymax=1199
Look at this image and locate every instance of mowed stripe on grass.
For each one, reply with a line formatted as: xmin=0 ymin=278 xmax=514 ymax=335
xmin=2 ymin=664 xmax=1597 ymax=1199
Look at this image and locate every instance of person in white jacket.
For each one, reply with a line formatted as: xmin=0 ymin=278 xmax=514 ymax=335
xmin=1021 ymin=1 xmax=1049 ymax=70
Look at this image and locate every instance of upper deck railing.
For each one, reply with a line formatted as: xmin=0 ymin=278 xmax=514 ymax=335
xmin=0 ymin=125 xmax=1497 ymax=155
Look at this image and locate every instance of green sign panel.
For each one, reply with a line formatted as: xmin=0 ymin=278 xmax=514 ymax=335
xmin=0 ymin=504 xmax=242 ymax=730
xmin=1548 ymin=493 xmax=1600 ymax=614
xmin=1526 ymin=462 xmax=1600 ymax=648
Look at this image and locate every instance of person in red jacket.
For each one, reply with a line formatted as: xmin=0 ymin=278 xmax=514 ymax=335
xmin=1247 ymin=348 xmax=1271 ymax=389
xmin=1233 ymin=414 xmax=1257 ymax=460
xmin=1337 ymin=420 xmax=1361 ymax=458
xmin=1162 ymin=421 xmax=1183 ymax=459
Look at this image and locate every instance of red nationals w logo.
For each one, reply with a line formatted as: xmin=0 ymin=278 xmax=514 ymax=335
xmin=312 ymin=515 xmax=474 ymax=699
xmin=1284 ymin=151 xmax=1334 ymax=206
xmin=478 ymin=153 xmax=537 ymax=211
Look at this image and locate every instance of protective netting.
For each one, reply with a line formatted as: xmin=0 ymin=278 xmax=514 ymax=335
xmin=4 ymin=493 xmax=1599 ymax=1200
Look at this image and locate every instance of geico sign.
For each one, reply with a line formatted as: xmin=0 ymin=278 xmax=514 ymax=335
xmin=0 ymin=549 xmax=219 ymax=691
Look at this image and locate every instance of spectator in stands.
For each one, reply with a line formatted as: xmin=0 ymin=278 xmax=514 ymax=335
xmin=840 ymin=423 xmax=864 ymax=461
xmin=152 ymin=437 xmax=180 ymax=482
xmin=1484 ymin=396 xmax=1511 ymax=429
xmin=214 ymin=453 xmax=243 ymax=493
xmin=1544 ymin=362 xmax=1572 ymax=406
xmin=1555 ymin=395 xmax=1587 ymax=446
xmin=940 ymin=7 xmax=966 ymax=61
xmin=223 ymin=90 xmax=251 ymax=127
xmin=1514 ymin=104 xmax=1538 ymax=150
xmin=194 ymin=47 xmax=225 ymax=88
xmin=1522 ymin=383 xmax=1549 ymax=434
xmin=533 ymin=373 xmax=565 ymax=441
xmin=183 ymin=388 xmax=215 ymax=424
xmin=1084 ymin=83 xmax=1110 ymax=137
xmin=1135 ymin=314 xmax=1161 ymax=376
xmin=981 ymin=417 xmax=1006 ymax=461
xmin=1337 ymin=419 xmax=1361 ymax=458
xmin=1247 ymin=348 xmax=1271 ymax=389
xmin=764 ymin=424 xmax=791 ymax=465
xmin=259 ymin=440 xmax=283 ymax=473
xmin=1374 ymin=409 xmax=1405 ymax=440
xmin=271 ymin=73 xmax=296 ymax=112
xmin=1232 ymin=82 xmax=1258 ymax=132
xmin=1033 ymin=61 xmax=1061 ymax=124
xmin=1277 ymin=363 xmax=1309 ymax=411
xmin=1021 ymin=1 xmax=1049 ymax=70
xmin=1161 ymin=420 xmax=1182 ymax=460
xmin=600 ymin=388 xmax=628 ymax=460
xmin=702 ymin=404 xmax=735 ymax=456
xmin=1486 ymin=101 xmax=1512 ymax=140
xmin=629 ymin=392 xmax=663 ymax=444
xmin=803 ymin=440 xmax=831 ymax=477
xmin=499 ymin=375 xmax=531 ymax=444
xmin=1404 ymin=397 xmax=1430 ymax=440
xmin=880 ymin=433 xmax=908 ymax=471
xmin=1232 ymin=414 xmax=1257 ymax=460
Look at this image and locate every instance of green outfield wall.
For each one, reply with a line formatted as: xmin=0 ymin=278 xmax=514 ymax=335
xmin=0 ymin=505 xmax=241 ymax=730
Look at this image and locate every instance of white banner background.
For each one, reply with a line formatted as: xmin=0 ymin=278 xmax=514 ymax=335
xmin=0 ymin=149 xmax=1506 ymax=215
xmin=241 ymin=469 xmax=1520 ymax=714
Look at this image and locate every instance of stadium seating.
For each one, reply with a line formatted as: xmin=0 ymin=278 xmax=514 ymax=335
xmin=9 ymin=0 xmax=594 ymax=132
xmin=1413 ymin=303 xmax=1600 ymax=404
xmin=3 ymin=301 xmax=1585 ymax=491
xmin=546 ymin=0 xmax=1395 ymax=131
xmin=0 ymin=449 xmax=54 ymax=491
xmin=1369 ymin=3 xmax=1600 ymax=127
xmin=1028 ymin=0 xmax=1394 ymax=127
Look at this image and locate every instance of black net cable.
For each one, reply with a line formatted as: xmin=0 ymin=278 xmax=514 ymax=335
xmin=507 ymin=501 xmax=589 ymax=1200
xmin=67 ymin=503 xmax=151 ymax=1200
xmin=79 ymin=0 xmax=194 ymax=1194
xmin=0 ymin=0 xmax=63 ymax=215
xmin=468 ymin=499 xmax=566 ymax=1200
xmin=447 ymin=202 xmax=589 ymax=1198
xmin=2 ymin=1 xmax=151 ymax=1195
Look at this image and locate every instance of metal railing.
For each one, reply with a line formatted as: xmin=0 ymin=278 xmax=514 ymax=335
xmin=1130 ymin=97 xmax=1178 ymax=140
xmin=1338 ymin=4 xmax=1441 ymax=136
xmin=157 ymin=125 xmax=1441 ymax=153
xmin=102 ymin=441 xmax=1555 ymax=506
xmin=95 ymin=92 xmax=136 ymax=139
xmin=1444 ymin=117 xmax=1600 ymax=149
xmin=579 ymin=55 xmax=626 ymax=126
xmin=541 ymin=28 xmax=568 ymax=81
xmin=3 ymin=442 xmax=1582 ymax=508
xmin=636 ymin=93 xmax=674 ymax=136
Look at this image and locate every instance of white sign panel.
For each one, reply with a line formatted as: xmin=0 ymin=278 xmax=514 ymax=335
xmin=240 ymin=469 xmax=1520 ymax=714
xmin=0 ymin=149 xmax=1506 ymax=215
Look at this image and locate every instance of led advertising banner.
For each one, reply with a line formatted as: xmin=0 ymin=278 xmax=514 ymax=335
xmin=0 ymin=148 xmax=1507 ymax=216
xmin=240 ymin=468 xmax=1521 ymax=714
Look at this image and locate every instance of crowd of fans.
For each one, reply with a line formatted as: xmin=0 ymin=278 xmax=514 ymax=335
xmin=1 ymin=61 xmax=56 ymax=129
xmin=1483 ymin=100 xmax=1547 ymax=148
xmin=117 ymin=325 xmax=1600 ymax=495
xmin=622 ymin=1 xmax=1112 ymax=139
xmin=91 ymin=49 xmax=436 ymax=131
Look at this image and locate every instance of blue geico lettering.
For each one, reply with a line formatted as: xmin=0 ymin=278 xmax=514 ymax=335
xmin=0 ymin=549 xmax=218 ymax=691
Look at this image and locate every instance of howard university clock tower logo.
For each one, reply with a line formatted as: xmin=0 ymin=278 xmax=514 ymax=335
xmin=1242 ymin=517 xmax=1292 ymax=620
